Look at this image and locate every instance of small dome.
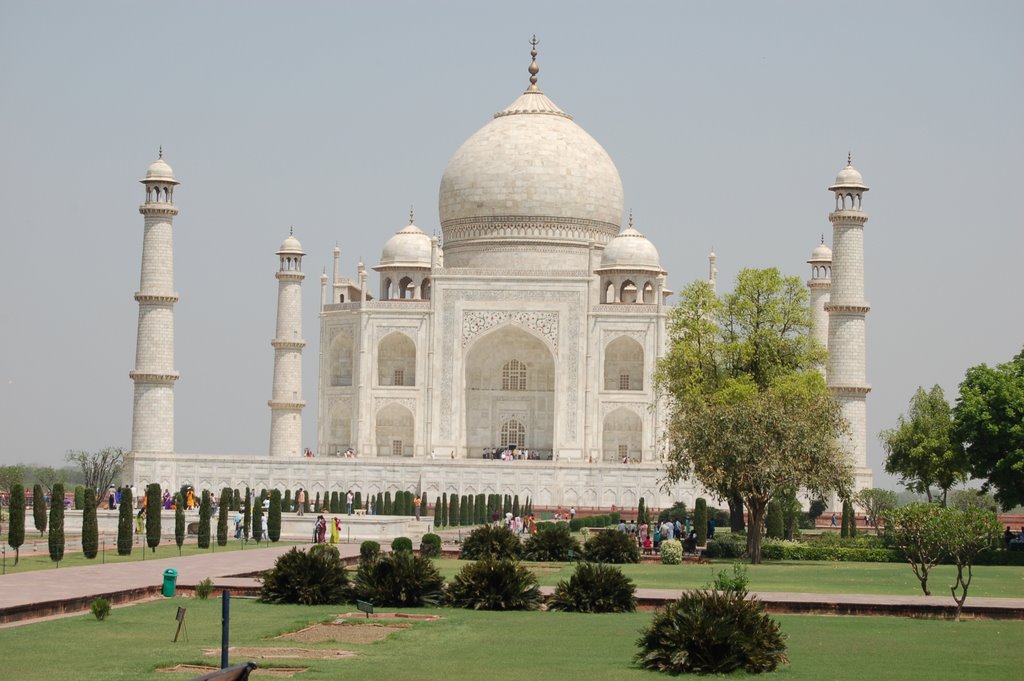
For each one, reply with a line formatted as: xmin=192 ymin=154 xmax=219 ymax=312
xmin=277 ymin=234 xmax=304 ymax=255
xmin=829 ymin=162 xmax=868 ymax=191
xmin=599 ymin=226 xmax=663 ymax=272
xmin=378 ymin=222 xmax=431 ymax=268
xmin=142 ymin=157 xmax=178 ymax=184
xmin=809 ymin=241 xmax=832 ymax=262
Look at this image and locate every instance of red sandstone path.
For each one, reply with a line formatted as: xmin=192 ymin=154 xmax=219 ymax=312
xmin=1 ymin=545 xmax=1021 ymax=625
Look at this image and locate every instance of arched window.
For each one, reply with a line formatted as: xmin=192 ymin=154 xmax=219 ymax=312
xmin=421 ymin=278 xmax=431 ymax=300
xmin=502 ymin=359 xmax=527 ymax=391
xmin=501 ymin=419 xmax=526 ymax=449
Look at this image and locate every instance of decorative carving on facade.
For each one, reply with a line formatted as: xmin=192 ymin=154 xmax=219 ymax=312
xmin=442 ymin=215 xmax=618 ymax=244
xmin=600 ymin=401 xmax=649 ymax=419
xmin=374 ymin=396 xmax=417 ymax=413
xmin=462 ymin=311 xmax=559 ymax=349
xmin=601 ymin=329 xmax=647 ymax=346
xmin=440 ymin=289 xmax=582 ymax=441
xmin=374 ymin=325 xmax=418 ymax=342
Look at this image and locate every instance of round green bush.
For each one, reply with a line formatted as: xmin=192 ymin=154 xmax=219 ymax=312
xmin=259 ymin=544 xmax=352 ymax=605
xmin=459 ymin=525 xmax=522 ymax=561
xmin=353 ymin=550 xmax=445 ymax=607
xmin=547 ymin=562 xmax=636 ymax=613
xmin=660 ymin=539 xmax=683 ymax=564
xmin=447 ymin=558 xmax=542 ymax=611
xmin=706 ymin=537 xmax=746 ymax=559
xmin=419 ymin=533 xmax=442 ymax=557
xmin=522 ymin=522 xmax=580 ymax=562
xmin=583 ymin=529 xmax=640 ymax=564
xmin=359 ymin=540 xmax=381 ymax=564
xmin=391 ymin=536 xmax=413 ymax=553
xmin=635 ymin=588 xmax=788 ymax=675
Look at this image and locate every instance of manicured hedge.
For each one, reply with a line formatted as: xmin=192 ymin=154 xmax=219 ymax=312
xmin=761 ymin=542 xmax=898 ymax=562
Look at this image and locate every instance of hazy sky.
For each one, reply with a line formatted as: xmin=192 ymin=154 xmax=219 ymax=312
xmin=1 ymin=2 xmax=1021 ymax=489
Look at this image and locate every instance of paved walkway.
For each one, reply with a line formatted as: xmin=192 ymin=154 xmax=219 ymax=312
xmin=2 ymin=547 xmax=1022 ymax=625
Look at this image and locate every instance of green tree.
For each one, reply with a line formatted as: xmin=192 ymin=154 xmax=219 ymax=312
xmin=145 ymin=483 xmax=161 ymax=552
xmin=242 ymin=487 xmax=252 ymax=540
xmin=434 ymin=493 xmax=443 ymax=526
xmin=637 ymin=497 xmax=647 ymax=525
xmin=765 ymin=500 xmax=784 ymax=540
xmin=7 ymin=484 xmax=25 ymax=564
xmin=217 ymin=487 xmax=231 ymax=546
xmin=0 ymin=465 xmax=26 ymax=496
xmin=881 ymin=385 xmax=966 ymax=506
xmin=268 ymin=489 xmax=282 ymax=542
xmin=252 ymin=493 xmax=264 ymax=543
xmin=855 ymin=488 xmax=898 ymax=535
xmin=73 ymin=485 xmax=85 ymax=510
xmin=82 ymin=487 xmax=98 ymax=559
xmin=283 ymin=489 xmax=292 ymax=513
xmin=440 ymin=492 xmax=448 ymax=527
xmin=353 ymin=491 xmax=362 ymax=512
xmin=174 ymin=494 xmax=185 ymax=555
xmin=949 ymin=488 xmax=999 ymax=514
xmin=512 ymin=494 xmax=520 ymax=518
xmin=449 ymin=494 xmax=459 ymax=527
xmin=116 ymin=488 xmax=133 ymax=556
xmin=384 ymin=491 xmax=392 ymax=515
xmin=954 ymin=348 xmax=1024 ymax=510
xmin=64 ymin=447 xmax=125 ymax=499
xmin=48 ymin=482 xmax=65 ymax=564
xmin=465 ymin=494 xmax=474 ymax=525
xmin=942 ymin=506 xmax=1002 ymax=621
xmin=34 ymin=466 xmax=66 ymax=495
xmin=32 ymin=483 xmax=47 ymax=536
xmin=198 ymin=490 xmax=212 ymax=549
xmin=656 ymin=272 xmax=850 ymax=563
xmin=882 ymin=503 xmax=946 ymax=595
xmin=694 ymin=498 xmax=708 ymax=546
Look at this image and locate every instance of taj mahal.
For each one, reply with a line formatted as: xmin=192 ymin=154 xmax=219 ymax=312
xmin=125 ymin=42 xmax=873 ymax=509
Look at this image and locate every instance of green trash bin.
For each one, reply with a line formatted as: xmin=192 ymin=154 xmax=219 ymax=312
xmin=162 ymin=568 xmax=177 ymax=597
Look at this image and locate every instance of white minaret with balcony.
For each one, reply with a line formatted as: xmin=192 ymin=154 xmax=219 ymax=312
xmin=825 ymin=157 xmax=873 ymax=491
xmin=268 ymin=230 xmax=306 ymax=457
xmin=807 ymin=237 xmax=832 ymax=377
xmin=130 ymin=151 xmax=180 ymax=454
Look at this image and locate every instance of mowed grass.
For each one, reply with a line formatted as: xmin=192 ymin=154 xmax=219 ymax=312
xmin=0 ymin=538 xmax=295 ymax=575
xmin=435 ymin=559 xmax=1024 ymax=598
xmin=0 ymin=597 xmax=1021 ymax=681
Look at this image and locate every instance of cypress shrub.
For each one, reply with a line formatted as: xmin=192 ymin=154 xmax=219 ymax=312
xmin=32 ymin=483 xmax=47 ymax=535
xmin=637 ymin=497 xmax=647 ymax=525
xmin=449 ymin=494 xmax=459 ymax=527
xmin=74 ymin=485 xmax=85 ymax=510
xmin=384 ymin=491 xmax=393 ymax=515
xmin=217 ymin=488 xmax=231 ymax=546
xmin=695 ymin=498 xmax=708 ymax=547
xmin=420 ymin=532 xmax=442 ymax=557
xmin=198 ymin=490 xmax=212 ymax=549
xmin=476 ymin=493 xmax=486 ymax=524
xmin=48 ymin=482 xmax=65 ymax=564
xmin=460 ymin=495 xmax=470 ymax=525
xmin=232 ymin=488 xmax=241 ymax=511
xmin=503 ymin=494 xmax=512 ymax=516
xmin=847 ymin=500 xmax=858 ymax=538
xmin=252 ymin=494 xmax=264 ymax=542
xmin=420 ymin=492 xmax=429 ymax=519
xmin=360 ymin=540 xmax=381 ymax=563
xmin=512 ymin=494 xmax=520 ymax=518
xmin=441 ymin=492 xmax=449 ymax=526
xmin=82 ymin=487 xmax=98 ymax=559
xmin=374 ymin=492 xmax=383 ymax=515
xmin=330 ymin=491 xmax=340 ymax=514
xmin=174 ymin=494 xmax=185 ymax=554
xmin=465 ymin=494 xmax=474 ymax=525
xmin=354 ymin=491 xmax=362 ymax=512
xmin=525 ymin=497 xmax=532 ymax=517
xmin=268 ymin=489 xmax=282 ymax=542
xmin=145 ymin=483 xmax=161 ymax=552
xmin=283 ymin=489 xmax=292 ymax=513
xmin=766 ymin=500 xmax=784 ymax=540
xmin=8 ymin=484 xmax=25 ymax=564
xmin=314 ymin=491 xmax=321 ymax=513
xmin=242 ymin=487 xmax=252 ymax=540
xmin=179 ymin=485 xmax=190 ymax=507
xmin=117 ymin=488 xmax=133 ymax=556
xmin=392 ymin=536 xmax=413 ymax=553
xmin=434 ymin=495 xmax=443 ymax=526
xmin=841 ymin=500 xmax=852 ymax=538
xmin=406 ymin=491 xmax=415 ymax=515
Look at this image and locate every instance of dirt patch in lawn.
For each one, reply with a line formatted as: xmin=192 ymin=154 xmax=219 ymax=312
xmin=279 ymin=621 xmax=410 ymax=644
xmin=202 ymin=647 xmax=356 ymax=660
xmin=334 ymin=611 xmax=440 ymax=621
xmin=158 ymin=664 xmax=307 ymax=677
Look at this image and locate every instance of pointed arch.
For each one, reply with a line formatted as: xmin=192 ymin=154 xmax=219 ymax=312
xmin=375 ymin=402 xmax=414 ymax=456
xmin=378 ymin=331 xmax=416 ymax=386
xmin=604 ymin=336 xmax=644 ymax=391
xmin=602 ymin=407 xmax=642 ymax=461
xmin=329 ymin=332 xmax=354 ymax=387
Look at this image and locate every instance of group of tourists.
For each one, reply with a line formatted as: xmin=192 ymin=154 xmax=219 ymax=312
xmin=481 ymin=447 xmax=547 ymax=461
xmin=609 ymin=515 xmax=713 ymax=556
xmin=312 ymin=515 xmax=343 ymax=543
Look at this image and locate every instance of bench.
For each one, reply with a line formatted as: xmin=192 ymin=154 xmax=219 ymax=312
xmin=188 ymin=662 xmax=257 ymax=681
xmin=354 ymin=509 xmax=367 ymax=516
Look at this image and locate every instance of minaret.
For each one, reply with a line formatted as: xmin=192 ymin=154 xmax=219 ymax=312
xmin=707 ymin=249 xmax=718 ymax=293
xmin=807 ymin=236 xmax=832 ymax=377
xmin=130 ymin=150 xmax=180 ymax=454
xmin=825 ymin=156 xmax=873 ymax=491
xmin=268 ymin=229 xmax=306 ymax=457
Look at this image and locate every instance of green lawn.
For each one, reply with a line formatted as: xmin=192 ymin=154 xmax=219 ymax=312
xmin=0 ymin=597 xmax=1020 ymax=681
xmin=434 ymin=559 xmax=1024 ymax=598
xmin=0 ymin=538 xmax=295 ymax=575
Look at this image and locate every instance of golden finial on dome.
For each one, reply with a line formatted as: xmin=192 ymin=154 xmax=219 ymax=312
xmin=847 ymin=151 xmax=852 ymax=166
xmin=527 ymin=35 xmax=540 ymax=92
xmin=409 ymin=205 xmax=415 ymax=224
xmin=158 ymin=145 xmax=163 ymax=159
xmin=628 ymin=209 xmax=634 ymax=229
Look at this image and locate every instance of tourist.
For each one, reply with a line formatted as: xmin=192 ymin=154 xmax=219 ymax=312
xmin=617 ymin=518 xmax=627 ymax=533
xmin=660 ymin=518 xmax=674 ymax=541
xmin=414 ymin=494 xmax=421 ymax=520
xmin=296 ymin=488 xmax=306 ymax=516
xmin=233 ymin=509 xmax=242 ymax=538
xmin=346 ymin=489 xmax=354 ymax=515
xmin=830 ymin=512 xmax=837 ymax=527
xmin=162 ymin=489 xmax=171 ymax=509
xmin=707 ymin=517 xmax=716 ymax=539
xmin=330 ymin=517 xmax=340 ymax=544
xmin=569 ymin=506 xmax=576 ymax=521
xmin=684 ymin=530 xmax=698 ymax=555
xmin=1005 ymin=526 xmax=1014 ymax=547
xmin=314 ymin=515 xmax=327 ymax=543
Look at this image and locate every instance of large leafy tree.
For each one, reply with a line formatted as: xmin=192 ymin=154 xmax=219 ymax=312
xmin=0 ymin=465 xmax=25 ymax=496
xmin=953 ymin=348 xmax=1024 ymax=510
xmin=880 ymin=385 xmax=966 ymax=506
xmin=854 ymin=488 xmax=898 ymax=534
xmin=657 ymin=270 xmax=851 ymax=563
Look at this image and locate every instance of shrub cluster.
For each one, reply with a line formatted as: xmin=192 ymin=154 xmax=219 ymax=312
xmin=259 ymin=545 xmax=351 ymax=605
xmin=391 ymin=536 xmax=413 ymax=553
xmin=548 ymin=562 xmax=636 ymax=613
xmin=760 ymin=540 xmax=898 ymax=562
xmin=459 ymin=525 xmax=522 ymax=561
xmin=522 ymin=522 xmax=580 ymax=562
xmin=568 ymin=513 xmax=619 ymax=531
xmin=447 ymin=558 xmax=541 ymax=611
xmin=706 ymin=537 xmax=746 ymax=559
xmin=635 ymin=587 xmax=788 ymax=675
xmin=419 ymin=533 xmax=442 ymax=557
xmin=583 ymin=529 xmax=640 ymax=564
xmin=352 ymin=550 xmax=445 ymax=607
xmin=360 ymin=540 xmax=381 ymax=563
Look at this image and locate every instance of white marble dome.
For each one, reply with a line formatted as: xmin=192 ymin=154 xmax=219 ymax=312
xmin=600 ymin=226 xmax=663 ymax=272
xmin=379 ymin=222 xmax=431 ymax=268
xmin=830 ymin=162 xmax=867 ymax=190
xmin=277 ymin=234 xmax=304 ymax=255
xmin=809 ymin=241 xmax=832 ymax=262
xmin=143 ymin=157 xmax=177 ymax=183
xmin=438 ymin=82 xmax=624 ymax=266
